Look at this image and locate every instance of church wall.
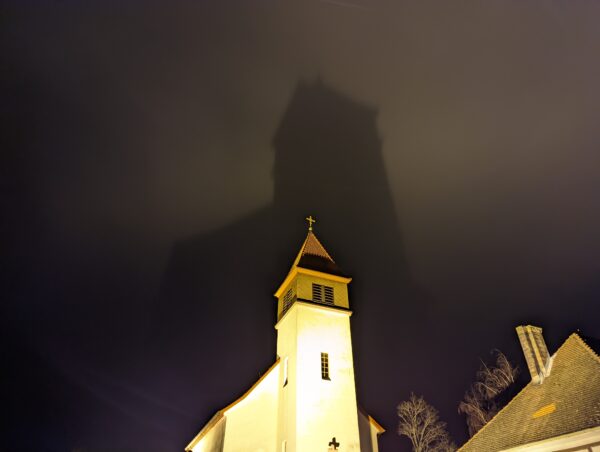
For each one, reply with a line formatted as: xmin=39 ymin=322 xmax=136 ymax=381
xmin=369 ymin=421 xmax=380 ymax=452
xmin=188 ymin=415 xmax=226 ymax=452
xmin=276 ymin=305 xmax=298 ymax=451
xmin=221 ymin=361 xmax=281 ymax=452
xmin=294 ymin=303 xmax=361 ymax=451
xmin=357 ymin=411 xmax=374 ymax=452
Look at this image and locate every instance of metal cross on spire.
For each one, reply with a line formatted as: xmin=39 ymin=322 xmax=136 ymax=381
xmin=305 ymin=215 xmax=316 ymax=231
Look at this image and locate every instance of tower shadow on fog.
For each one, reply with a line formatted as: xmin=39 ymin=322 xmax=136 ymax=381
xmin=155 ymin=80 xmax=429 ymax=449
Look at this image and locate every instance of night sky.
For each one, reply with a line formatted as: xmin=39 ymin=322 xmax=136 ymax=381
xmin=3 ymin=1 xmax=600 ymax=451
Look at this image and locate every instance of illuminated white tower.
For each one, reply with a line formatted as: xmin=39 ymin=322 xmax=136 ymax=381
xmin=185 ymin=217 xmax=383 ymax=452
xmin=274 ymin=217 xmax=377 ymax=452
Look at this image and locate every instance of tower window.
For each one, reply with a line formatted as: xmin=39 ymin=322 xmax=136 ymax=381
xmin=312 ymin=284 xmax=334 ymax=305
xmin=283 ymin=357 xmax=288 ymax=387
xmin=321 ymin=352 xmax=330 ymax=380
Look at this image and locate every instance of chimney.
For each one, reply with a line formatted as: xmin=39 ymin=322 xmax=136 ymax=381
xmin=516 ymin=325 xmax=551 ymax=384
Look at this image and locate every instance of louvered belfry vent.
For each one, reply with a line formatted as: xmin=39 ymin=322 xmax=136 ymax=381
xmin=324 ymin=286 xmax=334 ymax=304
xmin=312 ymin=283 xmax=334 ymax=305
xmin=282 ymin=289 xmax=295 ymax=317
xmin=313 ymin=283 xmax=322 ymax=302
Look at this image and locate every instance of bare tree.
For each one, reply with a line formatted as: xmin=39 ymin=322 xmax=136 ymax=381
xmin=458 ymin=349 xmax=519 ymax=436
xmin=398 ymin=393 xmax=456 ymax=452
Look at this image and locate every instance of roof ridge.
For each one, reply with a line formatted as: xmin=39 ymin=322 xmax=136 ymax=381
xmin=457 ymin=380 xmax=532 ymax=450
xmin=572 ymin=333 xmax=600 ymax=366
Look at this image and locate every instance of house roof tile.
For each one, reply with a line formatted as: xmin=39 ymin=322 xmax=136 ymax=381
xmin=459 ymin=333 xmax=600 ymax=452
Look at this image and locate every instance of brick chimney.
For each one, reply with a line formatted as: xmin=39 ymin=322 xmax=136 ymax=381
xmin=516 ymin=325 xmax=552 ymax=384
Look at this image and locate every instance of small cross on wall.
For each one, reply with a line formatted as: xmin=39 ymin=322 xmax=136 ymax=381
xmin=328 ymin=437 xmax=340 ymax=450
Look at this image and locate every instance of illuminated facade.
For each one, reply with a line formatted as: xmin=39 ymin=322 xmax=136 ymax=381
xmin=185 ymin=225 xmax=384 ymax=452
xmin=459 ymin=326 xmax=600 ymax=452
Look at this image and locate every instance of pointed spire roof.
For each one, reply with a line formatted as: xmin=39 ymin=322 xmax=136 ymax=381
xmin=291 ymin=230 xmax=346 ymax=277
xmin=275 ymin=222 xmax=351 ymax=298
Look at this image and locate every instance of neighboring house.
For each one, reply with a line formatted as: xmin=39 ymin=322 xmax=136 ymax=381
xmin=185 ymin=225 xmax=384 ymax=452
xmin=459 ymin=325 xmax=600 ymax=452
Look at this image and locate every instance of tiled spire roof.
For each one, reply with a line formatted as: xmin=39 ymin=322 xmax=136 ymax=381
xmin=295 ymin=231 xmax=334 ymax=262
xmin=291 ymin=231 xmax=346 ymax=277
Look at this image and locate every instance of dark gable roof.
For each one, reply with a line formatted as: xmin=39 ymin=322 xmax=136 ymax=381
xmin=459 ymin=333 xmax=600 ymax=452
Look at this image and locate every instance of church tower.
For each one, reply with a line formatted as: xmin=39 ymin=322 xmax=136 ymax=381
xmin=274 ymin=217 xmax=362 ymax=451
xmin=185 ymin=218 xmax=383 ymax=452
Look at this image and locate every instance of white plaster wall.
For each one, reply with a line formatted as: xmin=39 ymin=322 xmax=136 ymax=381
xmin=221 ymin=362 xmax=281 ymax=452
xmin=189 ymin=416 xmax=226 ymax=452
xmin=358 ymin=411 xmax=374 ymax=452
xmin=369 ymin=423 xmax=380 ymax=452
xmin=276 ymin=307 xmax=298 ymax=451
xmin=294 ymin=303 xmax=361 ymax=451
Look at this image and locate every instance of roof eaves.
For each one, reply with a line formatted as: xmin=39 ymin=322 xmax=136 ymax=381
xmin=222 ymin=358 xmax=281 ymax=413
xmin=185 ymin=358 xmax=281 ymax=451
xmin=572 ymin=333 xmax=600 ymax=366
xmin=458 ymin=380 xmax=533 ymax=451
xmin=357 ymin=405 xmax=386 ymax=434
xmin=369 ymin=415 xmax=386 ymax=434
xmin=185 ymin=411 xmax=225 ymax=451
